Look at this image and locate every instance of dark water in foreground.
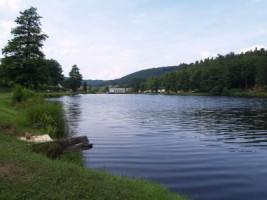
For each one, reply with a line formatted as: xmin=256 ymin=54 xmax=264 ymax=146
xmin=57 ymin=94 xmax=267 ymax=200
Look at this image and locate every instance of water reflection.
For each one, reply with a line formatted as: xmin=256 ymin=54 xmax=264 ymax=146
xmin=183 ymin=107 xmax=267 ymax=149
xmin=53 ymin=95 xmax=82 ymax=137
xmin=118 ymin=95 xmax=267 ymax=151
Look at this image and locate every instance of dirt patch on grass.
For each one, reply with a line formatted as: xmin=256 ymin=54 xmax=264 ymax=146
xmin=0 ymin=162 xmax=27 ymax=180
xmin=0 ymin=124 xmax=15 ymax=135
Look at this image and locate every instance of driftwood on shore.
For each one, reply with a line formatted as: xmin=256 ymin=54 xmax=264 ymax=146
xmin=56 ymin=136 xmax=93 ymax=154
xmin=31 ymin=135 xmax=93 ymax=158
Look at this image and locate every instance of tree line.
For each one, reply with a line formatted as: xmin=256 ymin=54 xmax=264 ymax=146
xmin=0 ymin=7 xmax=83 ymax=92
xmin=131 ymin=49 xmax=267 ymax=95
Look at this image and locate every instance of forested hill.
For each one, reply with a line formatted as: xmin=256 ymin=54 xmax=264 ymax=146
xmin=154 ymin=48 xmax=267 ymax=95
xmin=83 ymin=80 xmax=106 ymax=87
xmin=84 ymin=65 xmax=179 ymax=87
xmin=108 ymin=65 xmax=179 ymax=87
xmin=85 ymin=48 xmax=267 ymax=95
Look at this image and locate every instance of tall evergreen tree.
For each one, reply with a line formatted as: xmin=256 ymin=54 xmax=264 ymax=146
xmin=0 ymin=7 xmax=48 ymax=88
xmin=66 ymin=65 xmax=83 ymax=92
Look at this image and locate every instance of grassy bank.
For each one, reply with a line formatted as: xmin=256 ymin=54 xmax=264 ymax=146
xmin=0 ymin=92 xmax=187 ymax=200
xmin=162 ymin=89 xmax=267 ymax=98
xmin=226 ymin=88 xmax=267 ymax=97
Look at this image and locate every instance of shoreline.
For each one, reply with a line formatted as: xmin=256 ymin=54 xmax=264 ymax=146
xmin=0 ymin=92 xmax=187 ymax=200
xmin=42 ymin=90 xmax=267 ymax=98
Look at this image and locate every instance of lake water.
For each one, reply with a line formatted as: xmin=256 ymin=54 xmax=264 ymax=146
xmin=56 ymin=94 xmax=267 ymax=200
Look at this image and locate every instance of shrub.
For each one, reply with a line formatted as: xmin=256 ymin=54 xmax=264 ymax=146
xmin=222 ymin=87 xmax=230 ymax=96
xmin=25 ymin=101 xmax=66 ymax=138
xmin=11 ymin=85 xmax=36 ymax=103
xmin=210 ymin=86 xmax=223 ymax=95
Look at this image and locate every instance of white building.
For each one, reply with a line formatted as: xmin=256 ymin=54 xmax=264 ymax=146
xmin=109 ymin=88 xmax=126 ymax=94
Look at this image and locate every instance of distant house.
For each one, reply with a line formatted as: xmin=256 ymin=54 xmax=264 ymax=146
xmin=109 ymin=88 xmax=126 ymax=94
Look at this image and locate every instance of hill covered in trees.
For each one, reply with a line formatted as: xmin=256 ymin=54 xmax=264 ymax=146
xmin=146 ymin=48 xmax=267 ymax=95
xmin=84 ymin=65 xmax=179 ymax=87
xmin=86 ymin=48 xmax=267 ymax=95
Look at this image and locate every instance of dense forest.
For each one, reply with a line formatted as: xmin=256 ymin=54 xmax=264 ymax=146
xmin=142 ymin=49 xmax=267 ymax=95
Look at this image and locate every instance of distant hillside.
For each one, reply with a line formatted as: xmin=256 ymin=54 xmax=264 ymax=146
xmin=84 ymin=65 xmax=179 ymax=87
xmin=83 ymin=79 xmax=106 ymax=87
xmin=109 ymin=65 xmax=179 ymax=87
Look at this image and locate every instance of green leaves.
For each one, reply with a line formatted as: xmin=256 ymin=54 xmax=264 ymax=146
xmin=66 ymin=65 xmax=83 ymax=92
xmin=1 ymin=7 xmax=48 ymax=89
xmin=3 ymin=7 xmax=47 ymax=59
xmin=158 ymin=49 xmax=267 ymax=95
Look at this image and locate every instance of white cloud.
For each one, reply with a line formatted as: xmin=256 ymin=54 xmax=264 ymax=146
xmin=0 ymin=0 xmax=23 ymax=51
xmin=0 ymin=20 xmax=13 ymax=38
xmin=201 ymin=51 xmax=211 ymax=59
xmin=240 ymin=45 xmax=267 ymax=53
xmin=0 ymin=20 xmax=15 ymax=50
xmin=0 ymin=0 xmax=22 ymax=13
xmin=57 ymin=40 xmax=76 ymax=48
xmin=201 ymin=51 xmax=217 ymax=60
xmin=87 ymin=45 xmax=113 ymax=51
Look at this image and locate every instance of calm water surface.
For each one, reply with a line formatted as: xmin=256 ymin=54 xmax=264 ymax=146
xmin=57 ymin=94 xmax=267 ymax=200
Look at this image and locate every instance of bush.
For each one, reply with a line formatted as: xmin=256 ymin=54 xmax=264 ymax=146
xmin=25 ymin=101 xmax=66 ymax=138
xmin=210 ymin=86 xmax=223 ymax=95
xmin=11 ymin=85 xmax=36 ymax=103
xmin=222 ymin=87 xmax=230 ymax=96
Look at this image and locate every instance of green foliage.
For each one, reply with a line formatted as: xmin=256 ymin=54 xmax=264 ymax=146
xmin=146 ymin=76 xmax=161 ymax=92
xmin=129 ymin=77 xmax=146 ymax=92
xmin=11 ymin=85 xmax=36 ymax=104
xmin=66 ymin=65 xmax=83 ymax=92
xmin=159 ymin=49 xmax=267 ymax=95
xmin=82 ymin=81 xmax=87 ymax=92
xmin=44 ymin=59 xmax=64 ymax=86
xmin=84 ymin=66 xmax=179 ymax=88
xmin=24 ymin=101 xmax=66 ymax=138
xmin=222 ymin=87 xmax=230 ymax=96
xmin=210 ymin=86 xmax=223 ymax=95
xmin=1 ymin=7 xmax=48 ymax=89
xmin=0 ymin=7 xmax=64 ymax=90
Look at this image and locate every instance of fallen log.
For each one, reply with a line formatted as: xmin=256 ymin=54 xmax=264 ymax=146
xmin=31 ymin=136 xmax=93 ymax=158
xmin=56 ymin=136 xmax=90 ymax=147
xmin=63 ymin=143 xmax=93 ymax=154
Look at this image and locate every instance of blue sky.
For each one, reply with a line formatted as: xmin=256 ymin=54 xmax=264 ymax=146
xmin=1 ymin=0 xmax=267 ymax=80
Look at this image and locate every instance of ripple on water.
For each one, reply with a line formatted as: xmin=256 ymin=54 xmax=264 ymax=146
xmin=52 ymin=95 xmax=267 ymax=200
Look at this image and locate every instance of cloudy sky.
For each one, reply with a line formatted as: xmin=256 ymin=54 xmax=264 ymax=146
xmin=0 ymin=0 xmax=267 ymax=80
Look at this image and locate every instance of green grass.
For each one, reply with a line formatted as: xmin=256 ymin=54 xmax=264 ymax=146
xmin=164 ymin=89 xmax=267 ymax=98
xmin=0 ymin=93 xmax=187 ymax=200
xmin=24 ymin=101 xmax=66 ymax=138
xmin=228 ymin=89 xmax=267 ymax=97
xmin=40 ymin=91 xmax=86 ymax=98
xmin=0 ymin=134 xmax=186 ymax=200
xmin=0 ymin=93 xmax=24 ymax=135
